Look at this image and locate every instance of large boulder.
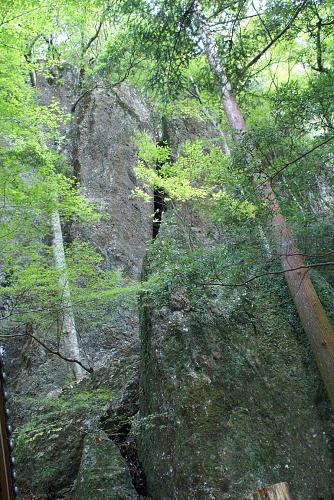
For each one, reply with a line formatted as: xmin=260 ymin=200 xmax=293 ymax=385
xmin=138 ymin=115 xmax=334 ymax=500
xmin=16 ymin=341 xmax=139 ymax=497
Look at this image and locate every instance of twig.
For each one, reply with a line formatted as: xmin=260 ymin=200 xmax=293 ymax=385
xmin=199 ymin=261 xmax=334 ymax=287
xmin=243 ymin=0 xmax=307 ymax=72
xmin=28 ymin=332 xmax=93 ymax=374
xmin=258 ymin=135 xmax=334 ymax=186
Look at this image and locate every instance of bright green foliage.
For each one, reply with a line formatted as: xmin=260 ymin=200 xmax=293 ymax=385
xmin=135 ymin=132 xmax=257 ymax=220
xmin=1 ymin=0 xmax=334 ymax=366
xmin=0 ymin=0 xmax=139 ymax=352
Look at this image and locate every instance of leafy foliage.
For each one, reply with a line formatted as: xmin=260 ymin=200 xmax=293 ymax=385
xmin=135 ymin=132 xmax=258 ymax=220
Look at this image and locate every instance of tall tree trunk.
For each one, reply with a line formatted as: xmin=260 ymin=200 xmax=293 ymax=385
xmin=51 ymin=210 xmax=85 ymax=382
xmin=196 ymin=8 xmax=334 ymax=406
xmin=25 ymin=54 xmax=85 ymax=381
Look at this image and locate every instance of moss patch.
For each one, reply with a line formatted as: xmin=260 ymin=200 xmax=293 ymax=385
xmin=15 ymin=386 xmax=115 ymax=496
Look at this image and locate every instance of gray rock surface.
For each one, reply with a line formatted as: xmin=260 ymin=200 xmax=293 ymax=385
xmin=73 ymin=431 xmax=137 ymax=500
xmin=7 ymin=75 xmax=334 ymax=500
xmin=16 ymin=340 xmax=139 ymax=497
xmin=9 ymin=71 xmax=152 ymax=498
xmin=8 ymin=72 xmax=154 ymax=394
xmin=72 ymin=84 xmax=153 ymax=279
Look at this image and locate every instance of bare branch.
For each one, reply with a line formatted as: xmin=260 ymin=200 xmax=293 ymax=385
xmin=71 ymin=64 xmax=139 ymax=113
xmin=28 ymin=331 xmax=93 ymax=374
xmin=71 ymin=85 xmax=98 ymax=113
xmin=0 ymin=7 xmax=47 ymax=27
xmin=243 ymin=0 xmax=307 ymax=72
xmin=258 ymin=135 xmax=334 ymax=186
xmin=199 ymin=261 xmax=334 ymax=288
xmin=82 ymin=20 xmax=104 ymax=55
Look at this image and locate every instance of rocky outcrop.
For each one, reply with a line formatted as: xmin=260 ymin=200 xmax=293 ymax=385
xmin=66 ymin=83 xmax=154 ymax=371
xmin=8 ymin=70 xmax=154 ymax=390
xmin=16 ymin=341 xmax=139 ymax=497
xmin=139 ymin=270 xmax=334 ymax=499
xmin=73 ymin=431 xmax=137 ymax=500
xmin=138 ymin=116 xmax=334 ymax=500
xmin=7 ymin=75 xmax=334 ymax=500
xmin=7 ymin=70 xmax=153 ymax=385
xmin=72 ymin=84 xmax=153 ymax=279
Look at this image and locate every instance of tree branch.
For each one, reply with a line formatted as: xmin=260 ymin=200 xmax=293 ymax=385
xmin=71 ymin=64 xmax=138 ymax=113
xmin=243 ymin=0 xmax=307 ymax=72
xmin=199 ymin=261 xmax=334 ymax=288
xmin=28 ymin=331 xmax=93 ymax=374
xmin=82 ymin=20 xmax=104 ymax=55
xmin=258 ymin=135 xmax=334 ymax=186
xmin=0 ymin=7 xmax=46 ymax=27
xmin=71 ymin=85 xmax=97 ymax=112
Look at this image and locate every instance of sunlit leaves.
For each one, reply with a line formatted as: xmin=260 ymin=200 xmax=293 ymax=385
xmin=134 ymin=133 xmax=257 ymax=221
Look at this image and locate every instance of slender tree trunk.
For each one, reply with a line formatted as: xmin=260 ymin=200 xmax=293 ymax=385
xmin=51 ymin=210 xmax=85 ymax=382
xmin=24 ymin=58 xmax=85 ymax=381
xmin=196 ymin=8 xmax=334 ymax=406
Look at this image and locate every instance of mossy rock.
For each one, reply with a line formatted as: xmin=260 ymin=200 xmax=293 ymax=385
xmin=139 ymin=238 xmax=334 ymax=499
xmin=15 ymin=386 xmax=115 ymax=496
xmin=73 ymin=431 xmax=137 ymax=500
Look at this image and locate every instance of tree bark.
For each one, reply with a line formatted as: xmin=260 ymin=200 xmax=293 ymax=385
xmin=196 ymin=8 xmax=334 ymax=406
xmin=51 ymin=209 xmax=85 ymax=382
xmin=253 ymin=482 xmax=292 ymax=499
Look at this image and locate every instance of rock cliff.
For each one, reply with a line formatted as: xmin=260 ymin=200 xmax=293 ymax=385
xmin=4 ymin=70 xmax=334 ymax=499
xmin=137 ymin=117 xmax=334 ymax=499
xmin=10 ymin=70 xmax=153 ymax=498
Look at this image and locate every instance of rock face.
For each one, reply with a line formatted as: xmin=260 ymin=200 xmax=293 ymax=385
xmin=68 ymin=83 xmax=154 ymax=370
xmin=72 ymin=84 xmax=153 ymax=279
xmin=8 ymin=72 xmax=154 ymax=389
xmin=7 ymin=75 xmax=334 ymax=500
xmin=12 ymin=72 xmax=153 ymax=497
xmin=73 ymin=431 xmax=137 ymax=500
xmin=162 ymin=113 xmax=225 ymax=158
xmin=138 ymin=116 xmax=334 ymax=500
xmin=16 ymin=341 xmax=139 ymax=497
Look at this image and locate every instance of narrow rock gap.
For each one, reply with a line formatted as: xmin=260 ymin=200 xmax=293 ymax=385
xmin=100 ymin=378 xmax=150 ymax=499
xmin=153 ymin=187 xmax=167 ymax=239
xmin=107 ymin=420 xmax=149 ymax=499
xmin=152 ymin=138 xmax=169 ymax=239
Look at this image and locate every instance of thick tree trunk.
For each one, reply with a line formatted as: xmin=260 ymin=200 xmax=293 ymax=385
xmin=197 ymin=10 xmax=334 ymax=406
xmin=253 ymin=482 xmax=291 ymax=499
xmin=51 ymin=210 xmax=85 ymax=382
